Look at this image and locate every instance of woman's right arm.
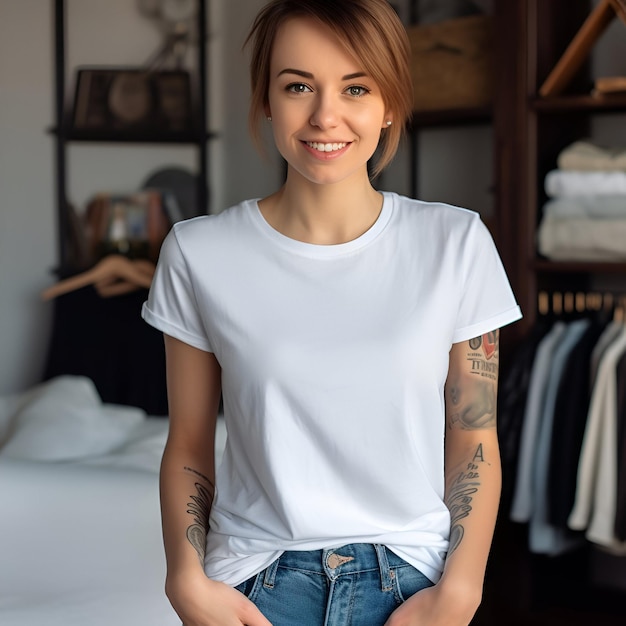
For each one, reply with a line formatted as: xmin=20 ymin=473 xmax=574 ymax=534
xmin=160 ymin=334 xmax=272 ymax=626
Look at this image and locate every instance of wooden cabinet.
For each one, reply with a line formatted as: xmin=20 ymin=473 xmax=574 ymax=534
xmin=407 ymin=1 xmax=626 ymax=623
xmin=497 ymin=0 xmax=626 ymax=339
xmin=480 ymin=1 xmax=626 ymax=624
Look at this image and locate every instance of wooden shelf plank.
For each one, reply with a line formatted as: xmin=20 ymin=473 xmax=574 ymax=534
xmin=532 ymin=93 xmax=626 ymax=113
xmin=49 ymin=126 xmax=216 ymax=144
xmin=539 ymin=0 xmax=617 ymax=98
xmin=533 ymin=259 xmax=626 ymax=274
xmin=409 ymin=105 xmax=492 ymax=128
xmin=608 ymin=0 xmax=626 ymax=24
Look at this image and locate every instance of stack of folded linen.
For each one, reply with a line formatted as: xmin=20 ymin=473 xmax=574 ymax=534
xmin=537 ymin=140 xmax=626 ymax=261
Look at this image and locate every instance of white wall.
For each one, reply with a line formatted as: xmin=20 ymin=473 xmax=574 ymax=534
xmin=0 ymin=0 xmax=56 ymax=394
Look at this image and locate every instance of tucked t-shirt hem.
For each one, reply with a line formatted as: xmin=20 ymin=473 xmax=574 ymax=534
xmin=206 ymin=545 xmax=442 ymax=588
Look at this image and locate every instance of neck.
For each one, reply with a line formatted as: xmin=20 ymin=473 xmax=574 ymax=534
xmin=259 ymin=168 xmax=383 ymax=245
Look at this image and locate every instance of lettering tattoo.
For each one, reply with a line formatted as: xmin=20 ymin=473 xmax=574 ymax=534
xmin=184 ymin=467 xmax=214 ymax=564
xmin=467 ymin=331 xmax=498 ymax=381
xmin=446 ymin=444 xmax=486 ymax=556
xmin=473 ymin=443 xmax=485 ymax=462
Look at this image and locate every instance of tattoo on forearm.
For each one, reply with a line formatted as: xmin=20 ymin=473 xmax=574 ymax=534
xmin=448 ymin=379 xmax=495 ymax=428
xmin=446 ymin=444 xmax=487 ymax=556
xmin=183 ymin=467 xmax=214 ymax=564
xmin=184 ymin=466 xmax=214 ymax=490
xmin=447 ymin=332 xmax=499 ymax=430
xmin=467 ymin=332 xmax=498 ymax=381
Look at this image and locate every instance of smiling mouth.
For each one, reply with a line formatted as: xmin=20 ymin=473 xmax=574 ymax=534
xmin=305 ymin=141 xmax=349 ymax=153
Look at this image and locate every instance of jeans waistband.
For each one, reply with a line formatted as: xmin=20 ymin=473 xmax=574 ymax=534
xmin=264 ymin=543 xmax=404 ymax=589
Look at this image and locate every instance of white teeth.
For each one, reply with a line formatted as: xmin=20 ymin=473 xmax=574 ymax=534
xmin=306 ymin=142 xmax=347 ymax=153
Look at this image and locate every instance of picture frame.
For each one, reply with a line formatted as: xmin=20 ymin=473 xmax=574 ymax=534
xmin=71 ymin=67 xmax=194 ymax=133
xmin=83 ymin=189 xmax=172 ymax=263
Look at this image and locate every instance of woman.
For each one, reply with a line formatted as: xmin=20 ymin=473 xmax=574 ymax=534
xmin=142 ymin=1 xmax=522 ymax=625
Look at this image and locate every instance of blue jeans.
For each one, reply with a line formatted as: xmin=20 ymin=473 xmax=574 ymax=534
xmin=235 ymin=543 xmax=434 ymax=626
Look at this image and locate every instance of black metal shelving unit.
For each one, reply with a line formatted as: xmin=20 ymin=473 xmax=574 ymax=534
xmin=52 ymin=0 xmax=210 ymax=271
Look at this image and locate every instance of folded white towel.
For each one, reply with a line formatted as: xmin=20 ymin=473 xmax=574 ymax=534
xmin=537 ymin=215 xmax=626 ymax=261
xmin=543 ymin=196 xmax=626 ymax=219
xmin=545 ymin=170 xmax=626 ymax=197
xmin=558 ymin=140 xmax=626 ymax=172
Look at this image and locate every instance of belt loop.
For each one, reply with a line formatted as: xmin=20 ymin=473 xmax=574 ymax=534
xmin=263 ymin=555 xmax=280 ymax=589
xmin=374 ymin=544 xmax=394 ymax=592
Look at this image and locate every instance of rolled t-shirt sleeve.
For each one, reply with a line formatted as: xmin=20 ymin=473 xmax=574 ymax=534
xmin=142 ymin=227 xmax=213 ymax=352
xmin=452 ymin=216 xmax=522 ymax=344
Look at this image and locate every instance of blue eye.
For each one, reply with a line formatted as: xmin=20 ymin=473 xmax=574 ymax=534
xmin=287 ymin=83 xmax=312 ymax=94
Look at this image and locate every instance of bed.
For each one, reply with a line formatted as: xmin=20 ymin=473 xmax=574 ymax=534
xmin=0 ymin=375 xmax=226 ymax=626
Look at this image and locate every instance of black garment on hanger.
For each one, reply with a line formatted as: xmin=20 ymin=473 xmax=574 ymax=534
xmin=497 ymin=320 xmax=550 ymax=511
xmin=547 ymin=317 xmax=608 ymax=528
xmin=43 ymin=285 xmax=168 ymax=416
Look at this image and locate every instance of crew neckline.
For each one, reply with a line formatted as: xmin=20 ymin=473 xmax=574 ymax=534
xmin=250 ymin=191 xmax=394 ymax=258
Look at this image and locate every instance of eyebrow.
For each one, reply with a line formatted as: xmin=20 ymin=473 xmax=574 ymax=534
xmin=276 ymin=68 xmax=368 ymax=81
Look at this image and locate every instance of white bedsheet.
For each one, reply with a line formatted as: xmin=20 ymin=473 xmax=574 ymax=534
xmin=0 ymin=376 xmax=228 ymax=626
xmin=0 ymin=450 xmax=180 ymax=626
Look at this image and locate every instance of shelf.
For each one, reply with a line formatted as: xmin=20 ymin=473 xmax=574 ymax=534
xmin=532 ymin=93 xmax=626 ymax=114
xmin=50 ymin=126 xmax=215 ymax=144
xmin=408 ymin=105 xmax=492 ymax=128
xmin=533 ymin=259 xmax=626 ymax=274
xmin=53 ymin=0 xmax=210 ymax=268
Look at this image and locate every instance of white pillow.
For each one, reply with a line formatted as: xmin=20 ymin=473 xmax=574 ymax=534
xmin=1 ymin=376 xmax=145 ymax=461
xmin=0 ymin=386 xmax=42 ymax=447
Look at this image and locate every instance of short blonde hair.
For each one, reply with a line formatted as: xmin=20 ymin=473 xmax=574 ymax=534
xmin=245 ymin=0 xmax=413 ymax=178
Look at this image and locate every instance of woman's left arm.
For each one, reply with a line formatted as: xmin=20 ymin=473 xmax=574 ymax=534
xmin=439 ymin=330 xmax=502 ymax=616
xmin=386 ymin=330 xmax=502 ymax=626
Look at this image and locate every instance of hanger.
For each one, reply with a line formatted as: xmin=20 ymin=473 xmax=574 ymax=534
xmin=41 ymin=254 xmax=155 ymax=301
xmin=538 ymin=290 xmax=626 ymax=323
xmin=614 ymin=295 xmax=626 ymax=325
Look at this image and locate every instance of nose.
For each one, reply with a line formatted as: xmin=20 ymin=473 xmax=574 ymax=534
xmin=309 ymin=93 xmax=340 ymax=129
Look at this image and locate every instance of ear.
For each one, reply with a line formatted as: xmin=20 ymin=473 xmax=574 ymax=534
xmin=381 ymin=112 xmax=394 ymax=129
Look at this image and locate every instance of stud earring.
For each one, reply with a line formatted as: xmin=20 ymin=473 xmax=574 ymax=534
xmin=267 ymin=116 xmax=272 ymax=122
xmin=386 ymin=120 xmax=392 ymax=126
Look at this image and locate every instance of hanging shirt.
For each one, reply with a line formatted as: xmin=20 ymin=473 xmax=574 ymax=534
xmin=569 ymin=327 xmax=626 ymax=554
xmin=510 ymin=322 xmax=567 ymax=522
xmin=528 ymin=319 xmax=588 ymax=555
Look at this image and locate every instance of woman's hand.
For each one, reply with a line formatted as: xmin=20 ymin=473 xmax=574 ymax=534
xmin=384 ymin=580 xmax=480 ymax=626
xmin=167 ymin=570 xmax=273 ymax=626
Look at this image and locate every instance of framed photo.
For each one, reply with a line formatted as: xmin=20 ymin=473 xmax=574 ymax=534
xmin=71 ymin=67 xmax=193 ymax=133
xmin=83 ymin=189 xmax=172 ymax=263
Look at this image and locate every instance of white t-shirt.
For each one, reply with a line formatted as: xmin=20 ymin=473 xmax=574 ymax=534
xmin=142 ymin=191 xmax=522 ymax=585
